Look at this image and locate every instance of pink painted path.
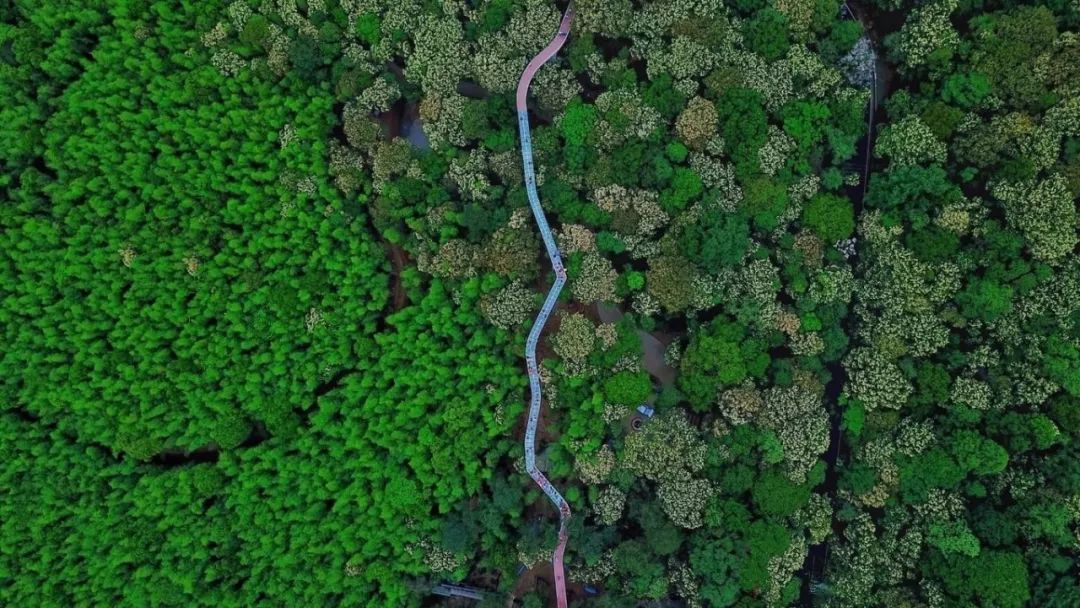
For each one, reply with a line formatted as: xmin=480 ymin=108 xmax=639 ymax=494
xmin=516 ymin=7 xmax=574 ymax=109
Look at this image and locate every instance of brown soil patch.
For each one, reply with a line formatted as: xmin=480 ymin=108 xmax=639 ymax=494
xmin=385 ymin=242 xmax=409 ymax=311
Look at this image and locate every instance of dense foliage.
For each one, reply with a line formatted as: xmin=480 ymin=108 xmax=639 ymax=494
xmin=2 ymin=2 xmax=521 ymax=605
xmin=827 ymin=2 xmax=1080 ymax=606
xmin=2 ymin=0 xmax=1076 ymax=606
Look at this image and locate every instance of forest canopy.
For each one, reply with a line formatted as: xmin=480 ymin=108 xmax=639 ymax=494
xmin=1 ymin=0 xmax=1077 ymax=607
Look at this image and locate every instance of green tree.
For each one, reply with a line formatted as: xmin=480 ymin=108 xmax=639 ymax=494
xmin=716 ymin=88 xmax=769 ymax=178
xmin=604 ymin=370 xmax=653 ymax=405
xmin=612 ymin=540 xmax=667 ymax=599
xmin=928 ymin=520 xmax=981 ymax=557
xmin=679 ymin=210 xmax=751 ymax=272
xmin=660 ymin=167 xmax=705 ymax=213
xmin=956 ymin=278 xmax=1014 ymax=323
xmin=932 ymin=551 xmax=1031 ymax=608
xmin=782 ymin=100 xmax=832 ymax=152
xmin=1044 ymin=336 xmax=1080 ymax=396
xmin=743 ymin=9 xmax=791 ymax=61
xmin=637 ymin=502 xmax=685 ymax=556
xmin=941 ymin=72 xmax=990 ymax=108
xmin=679 ymin=318 xmax=770 ymax=411
xmin=561 ymin=98 xmax=598 ymax=147
xmin=865 ymin=164 xmax=963 ymax=227
xmin=743 ymin=178 xmax=789 ymax=231
xmin=802 ymin=193 xmax=855 ymax=242
xmin=689 ymin=534 xmax=741 ymax=607
xmin=751 ymin=472 xmax=813 ymax=517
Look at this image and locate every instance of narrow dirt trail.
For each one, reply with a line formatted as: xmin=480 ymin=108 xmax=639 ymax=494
xmin=515 ymin=5 xmax=574 ymax=608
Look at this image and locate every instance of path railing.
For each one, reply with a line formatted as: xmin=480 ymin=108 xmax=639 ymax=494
xmin=514 ymin=5 xmax=574 ymax=608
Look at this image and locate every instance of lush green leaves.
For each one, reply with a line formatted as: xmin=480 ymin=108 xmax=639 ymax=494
xmin=679 ymin=318 xmax=769 ymax=411
xmin=802 ymin=193 xmax=855 ymax=242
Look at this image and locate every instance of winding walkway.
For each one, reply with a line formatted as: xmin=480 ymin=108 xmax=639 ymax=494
xmin=515 ymin=5 xmax=573 ymax=608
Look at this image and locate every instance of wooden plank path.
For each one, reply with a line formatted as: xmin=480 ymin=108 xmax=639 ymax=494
xmin=515 ymin=4 xmax=574 ymax=608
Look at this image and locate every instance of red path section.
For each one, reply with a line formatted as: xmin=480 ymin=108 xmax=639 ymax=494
xmin=516 ymin=7 xmax=574 ymax=109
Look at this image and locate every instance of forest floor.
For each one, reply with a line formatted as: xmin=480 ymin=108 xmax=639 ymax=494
xmin=596 ymin=302 xmax=677 ymax=386
xmin=386 ymin=242 xmax=408 ymax=311
xmin=509 ymin=560 xmax=589 ymax=606
xmin=800 ymin=3 xmax=891 ymax=596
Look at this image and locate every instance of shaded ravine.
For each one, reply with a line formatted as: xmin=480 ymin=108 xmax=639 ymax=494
xmin=516 ymin=4 xmax=574 ymax=608
xmin=799 ymin=4 xmax=889 ymax=602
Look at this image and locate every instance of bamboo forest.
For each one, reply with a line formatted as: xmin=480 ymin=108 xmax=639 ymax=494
xmin=1 ymin=0 xmax=1077 ymax=606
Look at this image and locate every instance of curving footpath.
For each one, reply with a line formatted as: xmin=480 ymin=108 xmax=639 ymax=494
xmin=516 ymin=4 xmax=574 ymax=608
